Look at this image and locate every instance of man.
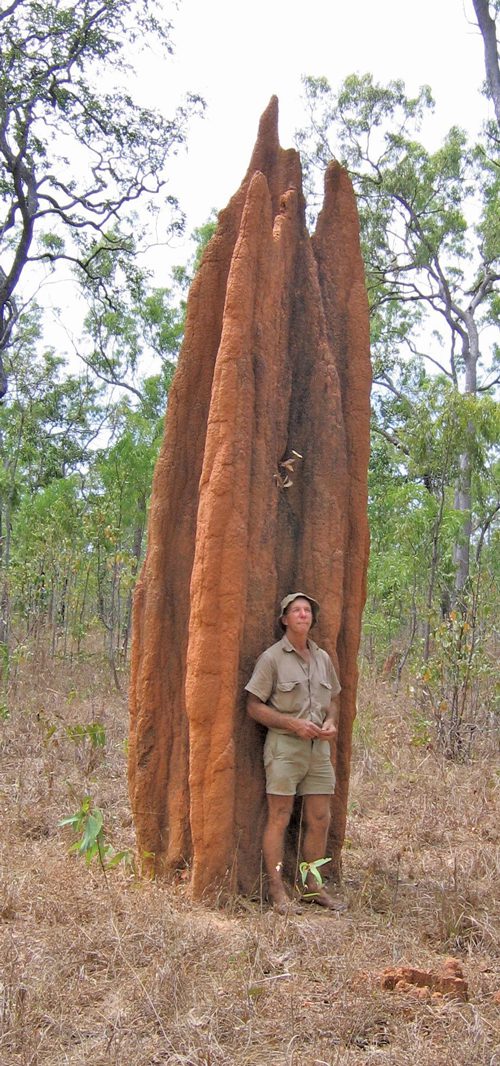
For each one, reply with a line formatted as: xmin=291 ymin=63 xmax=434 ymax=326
xmin=245 ymin=592 xmax=345 ymax=913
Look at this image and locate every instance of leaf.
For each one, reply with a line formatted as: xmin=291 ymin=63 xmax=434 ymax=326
xmin=105 ymin=849 xmax=133 ymax=869
xmin=59 ymin=813 xmax=81 ymax=829
xmin=79 ymin=809 xmax=104 ymax=854
xmin=88 ymin=722 xmax=106 ymax=748
xmin=84 ymin=842 xmax=100 ymax=866
xmin=299 ymin=857 xmax=331 ymax=887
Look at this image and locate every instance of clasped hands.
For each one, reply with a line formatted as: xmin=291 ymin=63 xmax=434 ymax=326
xmin=292 ymin=718 xmax=337 ymax=740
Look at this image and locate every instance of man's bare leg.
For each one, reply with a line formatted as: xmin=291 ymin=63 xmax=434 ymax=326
xmin=262 ymin=794 xmax=298 ymax=910
xmin=302 ymin=794 xmax=346 ymax=911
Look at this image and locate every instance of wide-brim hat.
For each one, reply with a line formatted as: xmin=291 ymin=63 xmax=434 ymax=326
xmin=278 ymin=592 xmax=320 ymax=629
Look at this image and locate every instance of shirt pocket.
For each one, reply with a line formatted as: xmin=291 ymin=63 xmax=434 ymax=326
xmin=275 ymin=679 xmax=302 ymax=713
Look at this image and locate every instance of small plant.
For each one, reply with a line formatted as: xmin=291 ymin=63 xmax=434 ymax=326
xmin=65 ymin=721 xmax=106 ymax=748
xmin=298 ymin=857 xmax=331 ymax=899
xmin=0 ymin=642 xmax=27 ymax=718
xmin=35 ymin=712 xmax=58 ymax=747
xmin=417 ymin=606 xmax=496 ymax=759
xmin=59 ymin=795 xmax=133 ymax=874
xmin=65 ymin=721 xmax=106 ymax=774
xmin=410 ymin=708 xmax=433 ymax=748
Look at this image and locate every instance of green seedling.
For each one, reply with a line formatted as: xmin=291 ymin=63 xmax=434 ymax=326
xmin=299 ymin=857 xmax=331 ymax=898
xmin=65 ymin=721 xmax=106 ymax=748
xmin=59 ymin=796 xmax=106 ymax=867
xmin=59 ymin=795 xmax=132 ymax=873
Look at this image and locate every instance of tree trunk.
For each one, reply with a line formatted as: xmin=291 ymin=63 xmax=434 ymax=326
xmin=0 ymin=497 xmax=13 ymax=648
xmin=122 ymin=516 xmax=145 ymax=662
xmin=452 ymin=317 xmax=478 ymax=607
xmin=424 ymin=480 xmax=447 ymax=660
xmin=472 ymin=0 xmax=500 ymax=128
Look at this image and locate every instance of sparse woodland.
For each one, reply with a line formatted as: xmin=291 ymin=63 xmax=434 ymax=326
xmin=0 ymin=1 xmax=498 ymax=1063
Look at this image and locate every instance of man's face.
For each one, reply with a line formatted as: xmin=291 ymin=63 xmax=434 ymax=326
xmin=282 ymin=597 xmax=313 ymax=637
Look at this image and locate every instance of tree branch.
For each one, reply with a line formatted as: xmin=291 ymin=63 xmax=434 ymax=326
xmin=371 ymin=423 xmax=410 ymax=455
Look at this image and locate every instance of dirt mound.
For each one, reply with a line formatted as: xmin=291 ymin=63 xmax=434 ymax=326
xmin=129 ymin=96 xmax=371 ymax=896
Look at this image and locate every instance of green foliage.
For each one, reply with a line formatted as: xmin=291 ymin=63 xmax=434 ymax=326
xmin=364 ymin=376 xmax=499 ymax=722
xmin=66 ymin=721 xmax=106 ymax=748
xmin=77 ymin=232 xmax=184 ymax=395
xmin=297 ymin=72 xmax=499 ymax=734
xmin=59 ymin=796 xmax=106 ymax=867
xmin=417 ymin=603 xmax=499 ymax=759
xmin=0 ymin=275 xmax=178 ymax=667
xmin=0 ymin=7 xmax=495 ymax=776
xmin=191 ymin=216 xmax=218 ymax=273
xmin=0 ymin=0 xmax=204 ymax=386
xmin=172 ymin=212 xmax=218 ymax=293
xmin=0 ymin=313 xmax=103 ymax=486
xmin=297 ymin=73 xmax=498 ymax=384
xmin=59 ymin=795 xmax=133 ymax=871
xmin=298 ymin=858 xmax=331 ymax=897
xmin=409 ymin=708 xmax=433 ymax=749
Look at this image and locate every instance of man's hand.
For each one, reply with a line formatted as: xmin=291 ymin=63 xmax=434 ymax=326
xmin=247 ymin=695 xmax=323 ymax=738
xmin=319 ymin=721 xmax=338 ymax=740
xmin=291 ymin=719 xmax=324 ymax=740
xmin=320 ymin=695 xmax=340 ymax=742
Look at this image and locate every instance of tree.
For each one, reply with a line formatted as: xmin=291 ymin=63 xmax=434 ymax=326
xmin=0 ymin=0 xmax=204 ymax=395
xmin=4 ymin=345 xmax=169 ymax=675
xmin=74 ymin=232 xmax=184 ymax=402
xmin=0 ymin=308 xmax=103 ymax=647
xmin=86 ymin=385 xmax=167 ymax=673
xmin=472 ymin=0 xmax=500 ymax=128
xmin=171 ymin=212 xmax=218 ymax=295
xmin=297 ymin=73 xmax=499 ymax=608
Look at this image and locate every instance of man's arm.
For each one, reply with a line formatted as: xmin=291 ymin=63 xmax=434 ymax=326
xmin=246 ymin=693 xmax=324 ymax=739
xmin=319 ymin=694 xmax=340 ymax=740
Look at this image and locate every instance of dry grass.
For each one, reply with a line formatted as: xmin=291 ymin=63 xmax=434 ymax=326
xmin=1 ymin=653 xmax=499 ymax=1065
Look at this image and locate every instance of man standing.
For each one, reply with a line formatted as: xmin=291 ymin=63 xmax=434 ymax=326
xmin=245 ymin=592 xmax=345 ymax=913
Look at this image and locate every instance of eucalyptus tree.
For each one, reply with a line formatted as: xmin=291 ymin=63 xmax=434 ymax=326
xmin=86 ymin=381 xmax=167 ymax=674
xmin=3 ymin=349 xmax=170 ymax=670
xmin=0 ymin=306 xmax=103 ymax=647
xmin=297 ymin=73 xmax=499 ymax=609
xmin=472 ymin=0 xmax=500 ymax=128
xmin=0 ymin=0 xmax=204 ymax=395
xmin=74 ymin=232 xmax=184 ymax=402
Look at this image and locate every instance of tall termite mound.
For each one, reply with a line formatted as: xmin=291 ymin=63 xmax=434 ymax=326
xmin=128 ymin=97 xmax=371 ymax=897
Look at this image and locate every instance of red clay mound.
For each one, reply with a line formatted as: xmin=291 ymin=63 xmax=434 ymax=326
xmin=380 ymin=959 xmax=468 ymax=1001
xmin=128 ymin=97 xmax=371 ymax=898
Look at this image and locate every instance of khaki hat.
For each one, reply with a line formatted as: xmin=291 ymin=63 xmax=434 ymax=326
xmin=278 ymin=591 xmax=320 ymax=629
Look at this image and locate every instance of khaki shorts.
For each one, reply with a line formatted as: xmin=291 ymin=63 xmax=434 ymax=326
xmin=263 ymin=730 xmax=336 ymax=796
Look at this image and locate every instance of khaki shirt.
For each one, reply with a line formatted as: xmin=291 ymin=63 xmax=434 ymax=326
xmin=245 ymin=635 xmax=341 ymax=734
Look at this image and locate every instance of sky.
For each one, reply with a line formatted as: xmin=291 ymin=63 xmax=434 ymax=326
xmin=139 ymin=0 xmax=489 ymax=267
xmin=37 ymin=0 xmax=491 ymax=357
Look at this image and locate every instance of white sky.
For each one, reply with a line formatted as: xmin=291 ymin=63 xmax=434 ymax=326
xmin=38 ymin=0 xmax=491 ymax=359
xmin=144 ymin=0 xmax=489 ymax=264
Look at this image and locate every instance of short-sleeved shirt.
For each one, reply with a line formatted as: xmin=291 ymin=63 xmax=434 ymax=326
xmin=245 ymin=634 xmax=341 ymax=734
